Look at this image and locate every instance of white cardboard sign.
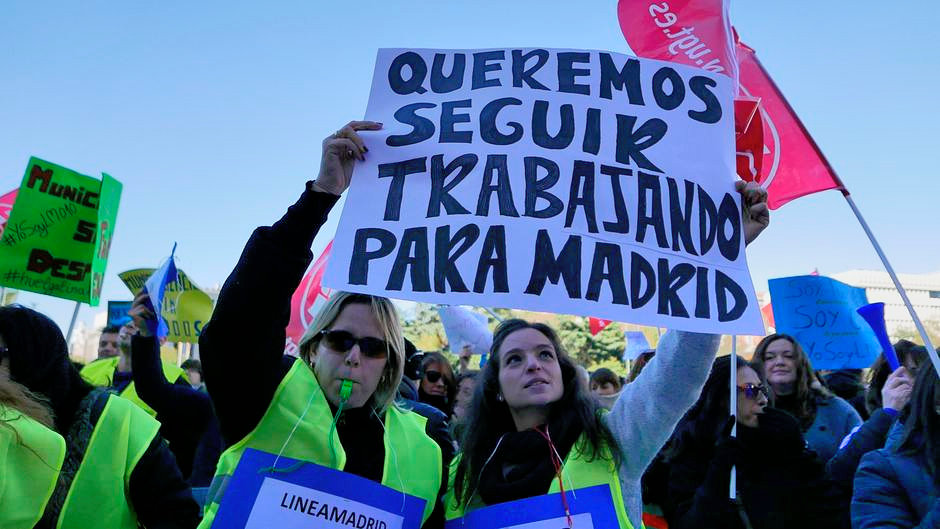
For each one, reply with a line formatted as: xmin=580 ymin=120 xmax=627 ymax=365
xmin=324 ymin=48 xmax=763 ymax=335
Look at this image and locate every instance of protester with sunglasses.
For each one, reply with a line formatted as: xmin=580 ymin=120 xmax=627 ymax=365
xmin=752 ymin=334 xmax=862 ymax=463
xmin=419 ymin=352 xmax=457 ymax=416
xmin=662 ymin=355 xmax=849 ymax=529
xmin=197 ymin=122 xmax=450 ymax=528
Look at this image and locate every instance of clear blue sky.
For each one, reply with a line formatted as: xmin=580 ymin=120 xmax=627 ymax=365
xmin=2 ymin=1 xmax=938 ymax=333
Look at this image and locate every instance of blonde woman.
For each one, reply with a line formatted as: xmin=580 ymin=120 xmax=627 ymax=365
xmin=0 ymin=370 xmax=64 ymax=528
xmin=198 ymin=122 xmax=449 ymax=528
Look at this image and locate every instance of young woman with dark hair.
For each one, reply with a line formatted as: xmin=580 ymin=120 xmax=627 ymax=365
xmin=853 ymin=365 xmax=940 ymax=528
xmin=752 ymin=333 xmax=862 ymax=462
xmin=444 ymin=181 xmax=770 ymax=529
xmin=664 ymin=355 xmax=849 ymax=529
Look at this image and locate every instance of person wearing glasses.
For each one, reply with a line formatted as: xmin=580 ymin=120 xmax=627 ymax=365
xmin=662 ymin=355 xmax=849 ymax=529
xmin=751 ymin=334 xmax=862 ymax=463
xmin=197 ymin=122 xmax=449 ymax=529
xmin=419 ymin=352 xmax=457 ymax=416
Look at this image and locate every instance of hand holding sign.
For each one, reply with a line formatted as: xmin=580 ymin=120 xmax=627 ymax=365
xmin=736 ymin=180 xmax=769 ymax=245
xmin=129 ymin=292 xmax=157 ymax=338
xmin=314 ymin=121 xmax=383 ymax=195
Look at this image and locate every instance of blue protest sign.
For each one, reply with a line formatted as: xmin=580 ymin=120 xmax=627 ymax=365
xmin=213 ymin=448 xmax=426 ymax=529
xmin=623 ymin=331 xmax=652 ymax=362
xmin=107 ymin=300 xmax=133 ymax=327
xmin=143 ymin=244 xmax=178 ymax=339
xmin=444 ymin=485 xmax=619 ymax=529
xmin=768 ymin=275 xmax=881 ymax=369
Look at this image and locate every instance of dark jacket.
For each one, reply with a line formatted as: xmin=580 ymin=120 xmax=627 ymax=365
xmin=131 ymin=334 xmax=223 ymax=486
xmin=0 ymin=305 xmax=199 ymax=529
xmin=199 ymin=183 xmax=452 ymax=528
xmin=852 ymin=426 xmax=940 ymax=528
xmin=826 ymin=408 xmax=897 ymax=492
xmin=665 ymin=408 xmax=850 ymax=529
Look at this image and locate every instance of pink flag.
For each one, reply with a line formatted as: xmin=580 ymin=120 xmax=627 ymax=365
xmin=735 ymin=40 xmax=845 ymax=209
xmin=0 ymin=188 xmax=17 ymax=236
xmin=617 ymin=0 xmax=737 ymax=81
xmin=284 ymin=241 xmax=334 ymax=355
xmin=589 ymin=317 xmax=613 ymax=336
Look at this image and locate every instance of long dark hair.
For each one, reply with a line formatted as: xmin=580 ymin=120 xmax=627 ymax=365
xmin=452 ymin=319 xmax=618 ymax=506
xmin=664 ymin=355 xmax=761 ymax=461
xmin=899 ymin=365 xmax=940 ymax=482
xmin=751 ymin=334 xmax=828 ymax=430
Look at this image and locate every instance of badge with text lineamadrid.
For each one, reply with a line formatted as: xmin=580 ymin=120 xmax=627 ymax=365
xmin=213 ymin=448 xmax=427 ymax=529
xmin=444 ymin=485 xmax=619 ymax=529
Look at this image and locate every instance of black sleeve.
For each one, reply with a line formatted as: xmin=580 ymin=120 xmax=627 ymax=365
xmin=825 ymin=408 xmax=895 ymax=490
xmin=128 ymin=434 xmax=201 ymax=529
xmin=200 ymin=184 xmax=339 ymax=445
xmin=664 ymin=449 xmax=741 ymax=529
xmin=131 ymin=334 xmax=213 ymax=429
xmin=423 ymin=411 xmax=455 ymax=529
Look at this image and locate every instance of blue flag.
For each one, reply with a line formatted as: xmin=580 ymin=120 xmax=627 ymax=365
xmin=143 ymin=243 xmax=178 ymax=339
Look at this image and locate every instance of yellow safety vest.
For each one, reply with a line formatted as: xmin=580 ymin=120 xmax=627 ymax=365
xmin=80 ymin=356 xmax=187 ymax=417
xmin=54 ymin=392 xmax=160 ymax=528
xmin=0 ymin=407 xmax=65 ymax=529
xmin=444 ymin=434 xmax=635 ymax=529
xmin=199 ymin=359 xmax=443 ymax=528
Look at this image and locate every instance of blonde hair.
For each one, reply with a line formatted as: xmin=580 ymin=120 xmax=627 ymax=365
xmin=0 ymin=376 xmax=55 ymax=429
xmin=298 ymin=292 xmax=404 ymax=413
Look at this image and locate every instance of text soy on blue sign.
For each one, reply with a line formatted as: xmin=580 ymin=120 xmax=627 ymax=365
xmin=768 ymin=275 xmax=881 ymax=369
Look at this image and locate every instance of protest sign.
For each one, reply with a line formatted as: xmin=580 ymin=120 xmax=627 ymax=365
xmin=437 ymin=305 xmax=492 ymax=354
xmin=324 ymin=48 xmax=764 ymax=335
xmin=768 ymin=275 xmax=880 ymax=369
xmin=107 ymin=300 xmax=133 ymax=326
xmin=0 ymin=157 xmax=121 ymax=305
xmin=444 ymin=484 xmax=619 ymax=529
xmin=623 ymin=330 xmax=652 ymax=361
xmin=119 ymin=267 xmax=213 ymax=343
xmin=214 ymin=449 xmax=425 ymax=529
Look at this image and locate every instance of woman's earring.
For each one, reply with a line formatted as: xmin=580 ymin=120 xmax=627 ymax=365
xmin=497 ymin=393 xmax=504 ymax=402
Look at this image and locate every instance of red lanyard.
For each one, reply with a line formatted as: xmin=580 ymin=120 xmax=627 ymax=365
xmin=534 ymin=425 xmax=574 ymax=528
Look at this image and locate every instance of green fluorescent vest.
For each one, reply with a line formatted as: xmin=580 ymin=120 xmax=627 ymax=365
xmin=80 ymin=356 xmax=187 ymax=416
xmin=444 ymin=436 xmax=634 ymax=529
xmin=57 ymin=393 xmax=161 ymax=528
xmin=0 ymin=407 xmax=65 ymax=528
xmin=199 ymin=359 xmax=443 ymax=528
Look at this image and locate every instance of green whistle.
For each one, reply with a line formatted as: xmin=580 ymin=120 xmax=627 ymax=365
xmin=340 ymin=379 xmax=353 ymax=402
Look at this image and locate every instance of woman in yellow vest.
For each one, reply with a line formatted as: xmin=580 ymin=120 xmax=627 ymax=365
xmin=446 ymin=182 xmax=771 ymax=529
xmin=197 ymin=121 xmax=448 ymax=528
xmin=0 ymin=365 xmax=64 ymax=529
xmin=0 ymin=305 xmax=200 ymax=528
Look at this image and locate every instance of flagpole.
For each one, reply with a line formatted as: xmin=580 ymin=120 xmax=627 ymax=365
xmin=65 ymin=301 xmax=82 ymax=343
xmin=729 ymin=336 xmax=737 ymax=500
xmin=843 ymin=193 xmax=940 ymax=377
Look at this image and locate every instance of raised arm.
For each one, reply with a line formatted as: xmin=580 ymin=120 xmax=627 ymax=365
xmin=200 ymin=121 xmax=382 ymax=444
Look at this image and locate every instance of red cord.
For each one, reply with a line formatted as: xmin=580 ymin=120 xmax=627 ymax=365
xmin=535 ymin=426 xmax=574 ymax=528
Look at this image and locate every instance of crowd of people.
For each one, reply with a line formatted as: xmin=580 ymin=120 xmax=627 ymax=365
xmin=1 ymin=121 xmax=937 ymax=528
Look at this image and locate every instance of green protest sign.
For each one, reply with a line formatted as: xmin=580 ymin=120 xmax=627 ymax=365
xmin=0 ymin=157 xmax=122 ymax=305
xmin=119 ymin=268 xmax=214 ymax=343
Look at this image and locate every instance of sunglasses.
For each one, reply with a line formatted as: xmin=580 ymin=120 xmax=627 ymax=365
xmin=318 ymin=330 xmax=390 ymax=359
xmin=737 ymin=383 xmax=769 ymax=400
xmin=424 ymin=370 xmax=444 ymax=383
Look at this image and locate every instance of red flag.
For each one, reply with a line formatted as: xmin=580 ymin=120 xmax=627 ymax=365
xmin=735 ymin=40 xmax=845 ymax=209
xmin=284 ymin=241 xmax=334 ymax=355
xmin=589 ymin=317 xmax=612 ymax=336
xmin=617 ymin=0 xmax=736 ymax=81
xmin=0 ymin=188 xmax=17 ymax=237
xmin=761 ymin=302 xmax=775 ymax=329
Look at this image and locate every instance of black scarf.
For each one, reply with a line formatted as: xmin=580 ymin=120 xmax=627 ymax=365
xmin=477 ymin=417 xmax=583 ymax=505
